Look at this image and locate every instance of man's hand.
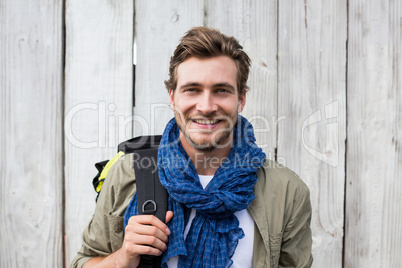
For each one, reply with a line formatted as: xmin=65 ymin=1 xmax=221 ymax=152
xmin=119 ymin=211 xmax=174 ymax=266
xmin=83 ymin=211 xmax=174 ymax=268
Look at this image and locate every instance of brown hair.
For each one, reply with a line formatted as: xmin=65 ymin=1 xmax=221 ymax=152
xmin=164 ymin=27 xmax=251 ymax=95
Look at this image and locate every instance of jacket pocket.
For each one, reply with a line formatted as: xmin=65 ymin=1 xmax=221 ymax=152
xmin=269 ymin=232 xmax=283 ymax=268
xmin=108 ymin=213 xmax=124 ymax=252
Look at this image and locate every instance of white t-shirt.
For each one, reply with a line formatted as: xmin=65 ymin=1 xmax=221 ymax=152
xmin=166 ymin=175 xmax=254 ymax=267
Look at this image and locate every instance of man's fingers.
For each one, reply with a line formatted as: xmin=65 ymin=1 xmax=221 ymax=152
xmin=165 ymin=211 xmax=174 ymax=224
xmin=132 ymin=244 xmax=163 ymax=256
xmin=128 ymin=223 xmax=169 ymax=243
xmin=128 ymin=231 xmax=168 ymax=252
xmin=128 ymin=215 xmax=170 ymax=236
xmin=121 ymin=240 xmax=163 ymax=257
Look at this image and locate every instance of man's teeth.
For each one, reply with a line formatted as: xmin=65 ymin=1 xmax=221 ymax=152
xmin=193 ymin=119 xmax=219 ymax=125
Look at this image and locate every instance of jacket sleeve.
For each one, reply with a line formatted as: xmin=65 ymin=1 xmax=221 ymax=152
xmin=69 ymin=153 xmax=136 ymax=268
xmin=278 ymin=181 xmax=313 ymax=268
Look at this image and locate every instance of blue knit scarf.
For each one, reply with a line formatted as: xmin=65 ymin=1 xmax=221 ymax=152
xmin=124 ymin=115 xmax=266 ymax=267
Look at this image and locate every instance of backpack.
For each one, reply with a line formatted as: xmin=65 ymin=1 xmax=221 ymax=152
xmin=92 ymin=135 xmax=168 ymax=267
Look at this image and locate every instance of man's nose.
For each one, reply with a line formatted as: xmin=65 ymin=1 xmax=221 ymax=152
xmin=196 ymin=92 xmax=218 ymax=115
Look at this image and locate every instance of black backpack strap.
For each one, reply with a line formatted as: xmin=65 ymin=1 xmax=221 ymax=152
xmin=138 ymin=255 xmax=162 ymax=268
xmin=133 ymin=147 xmax=168 ymax=268
xmin=119 ymin=135 xmax=162 ymax=153
xmin=92 ymin=136 xmax=162 ymax=202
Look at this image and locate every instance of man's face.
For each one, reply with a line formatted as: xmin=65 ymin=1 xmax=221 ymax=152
xmin=169 ymin=56 xmax=246 ymax=151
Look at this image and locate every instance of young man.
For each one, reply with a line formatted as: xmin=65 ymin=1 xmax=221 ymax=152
xmin=71 ymin=27 xmax=313 ymax=268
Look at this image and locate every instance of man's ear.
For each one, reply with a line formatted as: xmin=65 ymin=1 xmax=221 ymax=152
xmin=169 ymin=89 xmax=175 ymax=110
xmin=238 ymin=90 xmax=246 ymax=113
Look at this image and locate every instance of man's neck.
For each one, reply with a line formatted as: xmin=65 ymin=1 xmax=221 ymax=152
xmin=180 ymin=134 xmax=233 ymax=176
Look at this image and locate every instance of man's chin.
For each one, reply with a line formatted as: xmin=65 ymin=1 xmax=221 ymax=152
xmin=183 ymin=136 xmax=214 ymax=151
xmin=184 ymin=133 xmax=232 ymax=151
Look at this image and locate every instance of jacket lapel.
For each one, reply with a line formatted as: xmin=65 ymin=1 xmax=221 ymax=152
xmin=248 ymin=172 xmax=271 ymax=267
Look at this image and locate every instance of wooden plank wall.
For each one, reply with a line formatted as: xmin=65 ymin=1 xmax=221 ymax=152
xmin=0 ymin=0 xmax=64 ymax=267
xmin=277 ymin=1 xmax=347 ymax=267
xmin=65 ymin=0 xmax=134 ymax=263
xmin=1 ymin=0 xmax=401 ymax=267
xmin=64 ymin=0 xmax=134 ymax=264
xmin=345 ymin=0 xmax=402 ymax=267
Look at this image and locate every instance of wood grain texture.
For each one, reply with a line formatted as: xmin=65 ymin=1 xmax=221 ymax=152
xmin=1 ymin=1 xmax=400 ymax=266
xmin=133 ymin=0 xmax=204 ymax=137
xmin=277 ymin=0 xmax=347 ymax=267
xmin=205 ymin=0 xmax=278 ymax=158
xmin=345 ymin=0 xmax=402 ymax=267
xmin=0 ymin=0 xmax=64 ymax=267
xmin=64 ymin=0 xmax=133 ymax=265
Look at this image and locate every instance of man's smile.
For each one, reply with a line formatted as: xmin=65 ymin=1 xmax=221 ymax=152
xmin=191 ymin=118 xmax=220 ymax=125
xmin=189 ymin=118 xmax=223 ymax=129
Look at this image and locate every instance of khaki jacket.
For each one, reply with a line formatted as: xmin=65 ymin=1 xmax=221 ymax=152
xmin=71 ymin=153 xmax=313 ymax=268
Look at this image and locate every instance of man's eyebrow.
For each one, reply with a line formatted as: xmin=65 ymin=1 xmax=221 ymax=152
xmin=178 ymin=82 xmax=236 ymax=91
xmin=179 ymin=82 xmax=202 ymax=90
xmin=213 ymin=83 xmax=236 ymax=91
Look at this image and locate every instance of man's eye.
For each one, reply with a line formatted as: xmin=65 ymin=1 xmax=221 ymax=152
xmin=218 ymin=89 xmax=229 ymax=93
xmin=185 ymin=88 xmax=196 ymax=92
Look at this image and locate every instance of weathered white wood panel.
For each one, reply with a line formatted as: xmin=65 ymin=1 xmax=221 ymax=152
xmin=64 ymin=0 xmax=134 ymax=265
xmin=205 ymin=0 xmax=278 ymax=158
xmin=277 ymin=1 xmax=347 ymax=267
xmin=0 ymin=0 xmax=64 ymax=267
xmin=345 ymin=0 xmax=402 ymax=267
xmin=133 ymin=0 xmax=204 ymax=137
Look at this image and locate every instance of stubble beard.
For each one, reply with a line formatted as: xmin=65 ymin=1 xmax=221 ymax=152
xmin=174 ymin=112 xmax=237 ymax=152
